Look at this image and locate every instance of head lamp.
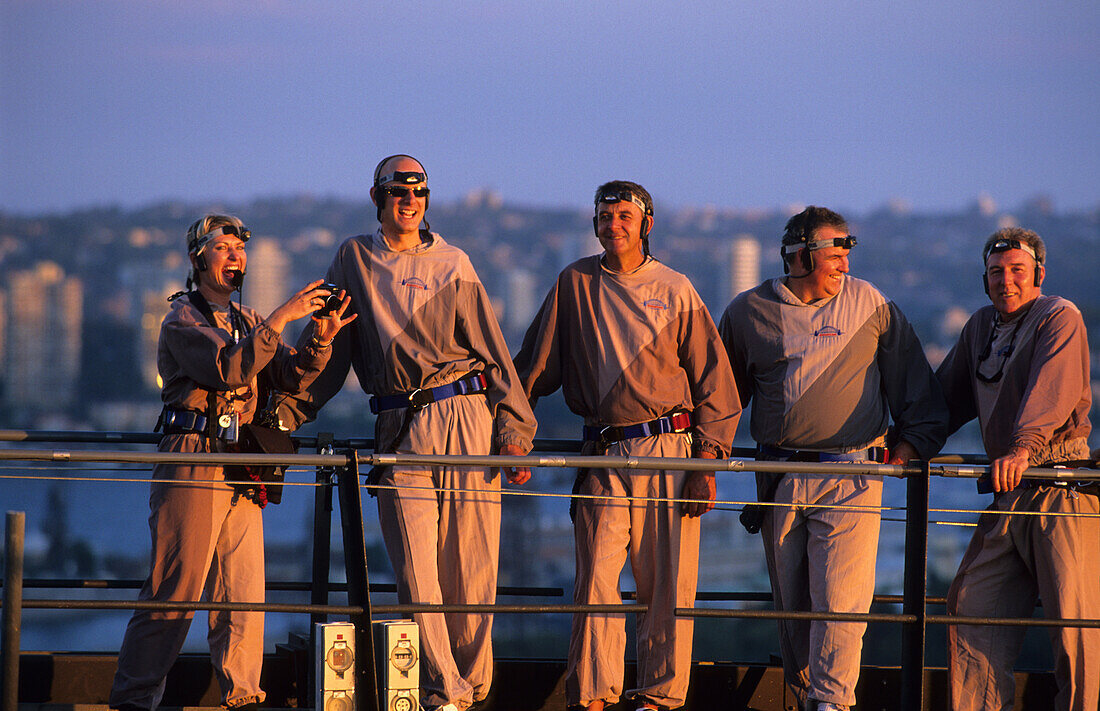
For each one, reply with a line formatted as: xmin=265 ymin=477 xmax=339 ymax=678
xmin=807 ymin=234 xmax=857 ymax=251
xmin=189 ymin=224 xmax=251 ymax=256
xmin=376 ymin=171 xmax=427 ymax=187
xmin=983 ymin=238 xmax=1039 ymax=265
xmin=781 ymin=234 xmax=856 ymax=260
xmin=595 ymin=189 xmax=652 ymax=216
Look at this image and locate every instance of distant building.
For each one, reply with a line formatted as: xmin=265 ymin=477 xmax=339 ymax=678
xmin=139 ymin=283 xmax=182 ymax=391
xmin=974 ymin=192 xmax=997 ymax=217
xmin=3 ymin=262 xmax=83 ymax=411
xmin=727 ymin=234 xmax=761 ymax=302
xmin=243 ymin=237 xmax=290 ymax=326
xmin=464 ymin=188 xmax=504 ymax=210
xmin=506 ymin=267 xmax=538 ymax=335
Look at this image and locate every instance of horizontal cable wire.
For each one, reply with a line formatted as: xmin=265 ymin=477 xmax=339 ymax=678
xmin=11 ymin=598 xmax=1100 ymax=629
xmin=4 ymin=434 xmax=1096 ymax=636
xmin=4 ymin=461 xmax=1096 ymax=519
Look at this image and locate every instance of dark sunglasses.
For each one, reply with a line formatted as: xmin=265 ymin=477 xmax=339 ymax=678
xmin=379 ymin=185 xmax=430 ymax=199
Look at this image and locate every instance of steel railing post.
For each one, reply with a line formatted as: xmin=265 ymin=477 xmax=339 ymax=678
xmin=335 ymin=452 xmax=379 ymax=711
xmin=901 ymin=461 xmax=930 ymax=711
xmin=3 ymin=511 xmax=26 ymax=711
xmin=311 ymin=432 xmax=336 ymax=629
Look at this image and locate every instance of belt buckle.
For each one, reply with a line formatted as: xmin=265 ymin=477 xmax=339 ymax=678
xmin=407 ymin=388 xmax=427 ymax=410
xmin=598 ymin=425 xmax=614 ymax=445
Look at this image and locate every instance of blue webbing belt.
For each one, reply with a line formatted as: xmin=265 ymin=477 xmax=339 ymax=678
xmin=582 ymin=411 xmax=693 ymax=444
xmin=758 ymin=443 xmax=888 ymax=463
xmin=157 ymin=407 xmax=239 ymax=442
xmin=369 ymin=373 xmax=489 ymax=414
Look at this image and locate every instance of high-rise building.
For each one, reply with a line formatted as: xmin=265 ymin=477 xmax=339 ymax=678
xmin=727 ymin=234 xmax=761 ymax=302
xmin=3 ymin=262 xmax=83 ymax=411
xmin=506 ymin=267 xmax=538 ymax=336
xmin=242 ymin=237 xmax=290 ymax=326
xmin=139 ymin=283 xmax=182 ymax=391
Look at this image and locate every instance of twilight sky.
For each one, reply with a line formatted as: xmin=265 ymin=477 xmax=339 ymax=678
xmin=2 ymin=1 xmax=1097 ymax=215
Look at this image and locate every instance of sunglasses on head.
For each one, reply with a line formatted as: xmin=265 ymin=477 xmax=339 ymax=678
xmin=216 ymin=224 xmax=251 ymax=241
xmin=189 ymin=224 xmax=251 ymax=255
xmin=379 ymin=185 xmax=430 ymax=198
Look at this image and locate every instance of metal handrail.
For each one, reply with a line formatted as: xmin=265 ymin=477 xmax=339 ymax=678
xmin=2 ymin=432 xmax=1097 ymax=711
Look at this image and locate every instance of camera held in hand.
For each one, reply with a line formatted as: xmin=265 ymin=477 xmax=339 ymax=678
xmin=316 ymin=282 xmax=343 ymax=317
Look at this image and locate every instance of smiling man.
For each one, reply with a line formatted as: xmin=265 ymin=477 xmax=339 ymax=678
xmin=279 ymin=155 xmax=537 ymax=711
xmin=514 ymin=181 xmax=740 ymax=711
xmin=936 ymin=227 xmax=1097 ymax=711
xmin=718 ymin=206 xmax=947 ymax=711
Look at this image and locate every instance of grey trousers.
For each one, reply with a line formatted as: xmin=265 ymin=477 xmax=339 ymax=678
xmin=566 ymin=432 xmax=700 ymax=710
xmin=760 ymin=471 xmax=882 ymax=709
xmin=376 ymin=395 xmax=500 ymax=711
xmin=948 ymin=487 xmax=1100 ymax=711
xmin=110 ymin=434 xmax=266 ymax=711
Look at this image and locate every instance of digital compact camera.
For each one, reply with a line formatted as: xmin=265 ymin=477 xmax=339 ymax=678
xmin=316 ymin=282 xmax=343 ymax=317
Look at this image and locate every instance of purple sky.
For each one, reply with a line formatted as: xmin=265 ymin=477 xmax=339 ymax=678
xmin=2 ymin=1 xmax=1097 ymax=215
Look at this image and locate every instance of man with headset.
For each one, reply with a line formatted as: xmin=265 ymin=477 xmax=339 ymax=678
xmin=514 ymin=180 xmax=741 ymax=711
xmin=279 ymin=155 xmax=537 ymax=711
xmin=718 ymin=206 xmax=947 ymax=711
xmin=936 ymin=227 xmax=1097 ymax=711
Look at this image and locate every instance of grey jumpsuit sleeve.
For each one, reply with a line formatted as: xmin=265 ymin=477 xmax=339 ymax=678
xmin=875 ymin=300 xmax=949 ymax=459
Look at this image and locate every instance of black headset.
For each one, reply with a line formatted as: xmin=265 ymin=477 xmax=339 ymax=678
xmin=780 ymin=213 xmax=815 ymax=275
xmin=981 ymin=239 xmax=1043 ymax=295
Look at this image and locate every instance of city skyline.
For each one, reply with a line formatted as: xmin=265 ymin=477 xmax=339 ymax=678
xmin=2 ymin=2 xmax=1097 ymax=215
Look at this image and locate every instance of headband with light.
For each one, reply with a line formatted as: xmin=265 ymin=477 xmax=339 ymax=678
xmin=189 ymin=224 xmax=251 ymax=257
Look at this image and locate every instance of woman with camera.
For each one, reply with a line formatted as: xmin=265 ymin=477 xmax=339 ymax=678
xmin=109 ymin=214 xmax=355 ymax=711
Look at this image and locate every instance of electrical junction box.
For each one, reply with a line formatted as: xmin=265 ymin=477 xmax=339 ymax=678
xmin=372 ymin=620 xmax=419 ymax=711
xmin=316 ymin=622 xmax=356 ymax=711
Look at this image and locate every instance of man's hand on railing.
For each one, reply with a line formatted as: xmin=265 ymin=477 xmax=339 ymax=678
xmin=682 ymin=450 xmax=718 ymax=518
xmin=887 ymin=440 xmax=920 ymax=471
xmin=990 ymin=446 xmax=1030 ymax=492
xmin=498 ymin=443 xmax=531 ymax=485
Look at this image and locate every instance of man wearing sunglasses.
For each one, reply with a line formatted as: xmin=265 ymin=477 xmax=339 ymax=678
xmin=936 ymin=227 xmax=1097 ymax=711
xmin=279 ymin=155 xmax=537 ymax=711
xmin=514 ymin=181 xmax=741 ymax=711
xmin=718 ymin=206 xmax=947 ymax=711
